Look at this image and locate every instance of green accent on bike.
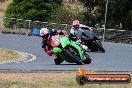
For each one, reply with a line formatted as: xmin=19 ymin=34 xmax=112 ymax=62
xmin=70 ymin=41 xmax=85 ymax=61
xmin=52 ymin=47 xmax=62 ymax=53
xmin=60 ymin=36 xmax=70 ymax=48
xmin=52 ymin=35 xmax=86 ymax=63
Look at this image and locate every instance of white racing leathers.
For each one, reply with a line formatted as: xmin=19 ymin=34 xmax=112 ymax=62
xmin=70 ymin=27 xmax=88 ymax=51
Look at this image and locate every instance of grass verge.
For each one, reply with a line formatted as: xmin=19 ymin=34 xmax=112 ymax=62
xmin=0 ymin=72 xmax=131 ymax=88
xmin=0 ymin=48 xmax=20 ymax=62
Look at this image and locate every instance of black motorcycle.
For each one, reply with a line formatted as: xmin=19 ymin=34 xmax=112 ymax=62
xmin=80 ymin=27 xmax=105 ymax=52
xmin=69 ymin=27 xmax=105 ymax=52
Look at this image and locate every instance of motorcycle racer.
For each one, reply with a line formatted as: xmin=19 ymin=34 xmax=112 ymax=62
xmin=69 ymin=20 xmax=82 ymax=41
xmin=40 ymin=28 xmax=67 ymax=64
xmin=69 ymin=20 xmax=89 ymax=50
xmin=69 ymin=20 xmax=105 ymax=52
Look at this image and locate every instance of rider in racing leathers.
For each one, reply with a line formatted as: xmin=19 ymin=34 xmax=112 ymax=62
xmin=69 ymin=20 xmax=80 ymax=40
xmin=40 ymin=28 xmax=67 ymax=64
xmin=69 ymin=20 xmax=89 ymax=50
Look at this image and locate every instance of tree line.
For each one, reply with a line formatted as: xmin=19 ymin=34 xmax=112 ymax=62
xmin=79 ymin=0 xmax=132 ymax=30
xmin=4 ymin=0 xmax=132 ymax=30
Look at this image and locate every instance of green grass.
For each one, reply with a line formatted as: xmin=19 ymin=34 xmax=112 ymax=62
xmin=0 ymin=72 xmax=131 ymax=88
xmin=0 ymin=78 xmax=131 ymax=88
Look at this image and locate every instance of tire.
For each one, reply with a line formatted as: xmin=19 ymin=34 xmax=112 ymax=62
xmin=85 ymin=41 xmax=98 ymax=52
xmin=94 ymin=41 xmax=105 ymax=52
xmin=85 ymin=37 xmax=105 ymax=52
xmin=64 ymin=47 xmax=82 ymax=65
xmin=88 ymin=44 xmax=97 ymax=52
xmin=83 ymin=54 xmax=91 ymax=64
xmin=99 ymin=46 xmax=105 ymax=52
xmin=90 ymin=46 xmax=98 ymax=52
xmin=54 ymin=57 xmax=64 ymax=65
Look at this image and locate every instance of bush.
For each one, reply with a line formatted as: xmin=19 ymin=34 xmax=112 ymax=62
xmin=4 ymin=0 xmax=63 ymax=28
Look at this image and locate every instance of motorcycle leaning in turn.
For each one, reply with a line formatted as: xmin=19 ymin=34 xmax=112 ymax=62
xmin=49 ymin=34 xmax=92 ymax=65
xmin=69 ymin=26 xmax=105 ymax=52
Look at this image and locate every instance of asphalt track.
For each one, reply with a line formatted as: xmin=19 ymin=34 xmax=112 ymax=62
xmin=0 ymin=34 xmax=132 ymax=71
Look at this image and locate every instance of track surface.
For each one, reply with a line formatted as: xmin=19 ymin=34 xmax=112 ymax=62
xmin=0 ymin=34 xmax=132 ymax=71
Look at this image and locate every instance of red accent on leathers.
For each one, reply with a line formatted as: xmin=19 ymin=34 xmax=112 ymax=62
xmin=45 ymin=46 xmax=53 ymax=56
xmin=45 ymin=36 xmax=52 ymax=45
xmin=43 ymin=29 xmax=67 ymax=57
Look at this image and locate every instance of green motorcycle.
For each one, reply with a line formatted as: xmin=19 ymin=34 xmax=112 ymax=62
xmin=51 ymin=35 xmax=92 ymax=65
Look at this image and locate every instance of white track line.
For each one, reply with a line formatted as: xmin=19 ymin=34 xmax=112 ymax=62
xmin=0 ymin=50 xmax=36 ymax=64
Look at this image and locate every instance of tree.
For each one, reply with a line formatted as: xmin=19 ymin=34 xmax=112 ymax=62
xmin=51 ymin=6 xmax=83 ymax=24
xmin=5 ymin=0 xmax=63 ymax=21
xmin=79 ymin=0 xmax=132 ymax=30
xmin=4 ymin=0 xmax=63 ymax=28
xmin=106 ymin=0 xmax=132 ymax=30
xmin=78 ymin=0 xmax=101 ymax=27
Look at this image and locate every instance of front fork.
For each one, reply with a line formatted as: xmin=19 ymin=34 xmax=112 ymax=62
xmin=77 ymin=43 xmax=88 ymax=61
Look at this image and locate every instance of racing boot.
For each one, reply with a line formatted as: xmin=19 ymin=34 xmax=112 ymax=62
xmin=54 ymin=56 xmax=64 ymax=65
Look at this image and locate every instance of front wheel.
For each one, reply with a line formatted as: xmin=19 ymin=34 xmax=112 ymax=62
xmin=64 ymin=47 xmax=82 ymax=65
xmin=83 ymin=54 xmax=91 ymax=64
xmin=94 ymin=41 xmax=105 ymax=52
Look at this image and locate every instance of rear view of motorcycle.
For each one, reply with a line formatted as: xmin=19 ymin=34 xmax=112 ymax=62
xmin=69 ymin=26 xmax=105 ymax=52
xmin=81 ymin=27 xmax=105 ymax=52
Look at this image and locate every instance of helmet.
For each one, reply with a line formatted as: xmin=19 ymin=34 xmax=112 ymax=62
xmin=40 ymin=28 xmax=49 ymax=39
xmin=72 ymin=20 xmax=80 ymax=29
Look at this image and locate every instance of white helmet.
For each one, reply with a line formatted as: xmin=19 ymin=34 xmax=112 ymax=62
xmin=40 ymin=28 xmax=49 ymax=36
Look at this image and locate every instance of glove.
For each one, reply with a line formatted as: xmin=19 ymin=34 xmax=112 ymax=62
xmin=45 ymin=46 xmax=53 ymax=56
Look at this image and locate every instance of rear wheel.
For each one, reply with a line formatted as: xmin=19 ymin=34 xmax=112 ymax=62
xmin=85 ymin=37 xmax=105 ymax=52
xmin=64 ymin=47 xmax=82 ymax=65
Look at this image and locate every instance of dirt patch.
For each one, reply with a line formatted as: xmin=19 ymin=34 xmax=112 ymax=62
xmin=0 ymin=48 xmax=21 ymax=62
xmin=0 ymin=72 xmax=75 ymax=83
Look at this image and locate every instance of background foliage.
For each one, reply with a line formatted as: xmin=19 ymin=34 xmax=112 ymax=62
xmin=5 ymin=0 xmax=63 ymax=21
xmin=4 ymin=0 xmax=132 ymax=31
xmin=78 ymin=0 xmax=132 ymax=30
